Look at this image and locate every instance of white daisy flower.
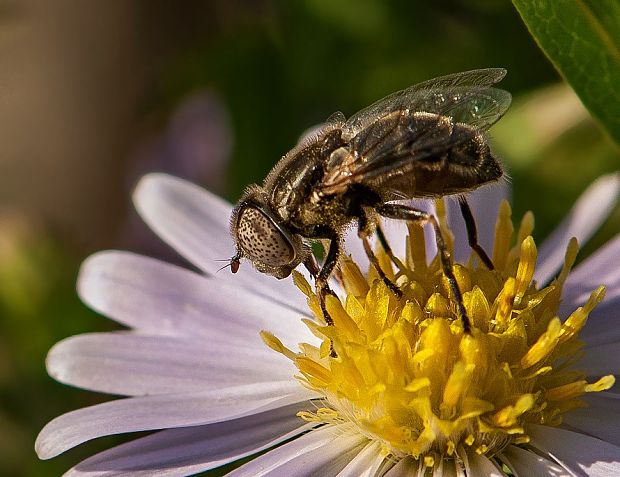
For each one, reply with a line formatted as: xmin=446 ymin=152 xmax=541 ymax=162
xmin=36 ymin=172 xmax=620 ymax=476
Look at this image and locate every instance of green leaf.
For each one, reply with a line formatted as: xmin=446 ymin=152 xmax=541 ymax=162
xmin=512 ymin=0 xmax=620 ymax=145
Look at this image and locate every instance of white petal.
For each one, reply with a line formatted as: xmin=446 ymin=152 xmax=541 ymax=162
xmin=336 ymin=441 xmax=384 ymax=477
xmin=562 ymin=393 xmax=620 ymax=447
xmin=227 ymin=424 xmax=366 ymax=477
xmin=78 ymin=251 xmax=316 ymax=348
xmin=343 ymin=226 xmax=370 ymax=269
xmin=381 ymin=216 xmax=418 ymax=262
xmin=132 ymin=173 xmax=232 ymax=265
xmin=529 ymin=423 xmax=620 ymax=476
xmin=463 ymin=452 xmax=504 ymax=477
xmin=132 ymin=173 xmax=306 ymax=313
xmin=575 ymin=341 xmax=620 ymax=376
xmin=434 ymin=458 xmax=458 ymax=477
xmin=64 ymin=404 xmax=314 ymax=477
xmin=536 ymin=173 xmax=620 ymax=285
xmin=382 ymin=457 xmax=420 ymax=477
xmin=36 ymin=382 xmax=318 ymax=459
xmin=446 ymin=181 xmax=510 ymax=264
xmin=47 ymin=332 xmax=296 ymax=396
xmin=581 ymin=307 xmax=620 ymax=349
xmin=501 ymin=445 xmax=567 ymax=477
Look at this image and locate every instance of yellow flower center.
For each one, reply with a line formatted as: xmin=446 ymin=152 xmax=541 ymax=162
xmin=261 ymin=200 xmax=614 ymax=464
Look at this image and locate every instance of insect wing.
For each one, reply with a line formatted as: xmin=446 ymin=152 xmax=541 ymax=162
xmin=343 ymin=68 xmax=509 ymax=139
xmin=440 ymin=87 xmax=512 ymax=130
xmin=406 ymin=67 xmax=507 ymax=89
xmin=342 ymin=86 xmax=510 ymax=174
xmin=319 ymin=111 xmax=456 ymax=196
xmin=319 ymin=71 xmax=512 ymax=197
xmin=344 ymin=112 xmax=469 ymax=182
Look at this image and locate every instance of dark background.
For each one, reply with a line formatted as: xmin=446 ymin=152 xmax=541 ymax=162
xmin=0 ymin=1 xmax=617 ymax=475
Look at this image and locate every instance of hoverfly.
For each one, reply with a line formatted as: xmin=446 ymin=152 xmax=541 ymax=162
xmin=230 ymin=68 xmax=511 ymax=333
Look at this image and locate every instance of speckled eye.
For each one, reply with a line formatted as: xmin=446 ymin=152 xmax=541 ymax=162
xmin=236 ymin=206 xmax=295 ymax=267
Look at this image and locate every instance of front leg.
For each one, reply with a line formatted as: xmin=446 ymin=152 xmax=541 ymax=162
xmin=376 ymin=203 xmax=471 ymax=333
xmin=303 ymin=254 xmax=321 ymax=279
xmin=305 ymin=229 xmax=341 ymax=358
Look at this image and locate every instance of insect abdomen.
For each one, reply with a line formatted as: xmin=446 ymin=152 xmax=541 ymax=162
xmin=358 ymin=113 xmax=503 ymax=199
xmin=404 ymin=133 xmax=502 ymax=197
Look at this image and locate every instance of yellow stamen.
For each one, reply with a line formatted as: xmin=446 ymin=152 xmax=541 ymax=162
xmin=586 ymin=375 xmax=615 ymax=393
xmin=559 ymin=286 xmax=606 ymax=343
xmin=520 ymin=318 xmax=561 ymax=368
xmin=514 ymin=236 xmax=537 ymax=306
xmin=492 ymin=200 xmax=514 ymax=270
xmin=260 ymin=331 xmax=297 ymax=361
xmin=263 ymin=199 xmax=612 ymax=463
xmin=339 ymin=256 xmax=370 ymax=297
xmin=511 ymin=211 xmax=534 ymax=260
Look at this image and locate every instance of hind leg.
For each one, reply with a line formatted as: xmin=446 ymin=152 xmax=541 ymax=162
xmin=376 ymin=203 xmax=471 ymax=333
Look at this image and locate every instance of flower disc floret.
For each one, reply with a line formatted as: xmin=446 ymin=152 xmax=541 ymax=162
xmin=262 ymin=200 xmax=614 ymax=464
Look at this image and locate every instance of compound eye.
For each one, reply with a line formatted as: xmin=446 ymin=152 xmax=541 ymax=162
xmin=236 ymin=207 xmax=295 ymax=267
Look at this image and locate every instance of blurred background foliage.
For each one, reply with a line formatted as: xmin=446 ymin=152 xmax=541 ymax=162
xmin=0 ymin=1 xmax=617 ymax=475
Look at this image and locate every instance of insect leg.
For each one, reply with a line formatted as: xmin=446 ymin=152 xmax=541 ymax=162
xmin=376 ymin=203 xmax=471 ymax=333
xmin=358 ymin=215 xmax=403 ymax=298
xmin=315 ymin=233 xmax=341 ymax=329
xmin=313 ymin=232 xmax=341 ymax=357
xmin=303 ymin=242 xmax=345 ymax=287
xmin=375 ymin=224 xmax=411 ymax=275
xmin=303 ymin=254 xmax=321 ymax=278
xmin=458 ymin=197 xmax=494 ymax=270
xmin=375 ymin=224 xmax=398 ymax=264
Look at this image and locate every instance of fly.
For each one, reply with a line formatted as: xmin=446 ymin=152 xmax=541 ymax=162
xmin=229 ymin=68 xmax=512 ymax=334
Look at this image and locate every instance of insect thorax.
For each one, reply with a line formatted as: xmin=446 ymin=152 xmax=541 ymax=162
xmin=265 ymin=129 xmax=345 ymax=219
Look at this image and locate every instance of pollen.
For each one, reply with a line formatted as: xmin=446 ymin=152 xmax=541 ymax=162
xmin=261 ymin=199 xmax=614 ymax=463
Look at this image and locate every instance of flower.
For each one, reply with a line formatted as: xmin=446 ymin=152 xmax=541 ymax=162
xmin=36 ymin=172 xmax=620 ymax=476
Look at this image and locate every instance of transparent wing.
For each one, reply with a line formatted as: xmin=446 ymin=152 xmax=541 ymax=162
xmin=348 ymin=115 xmax=471 ymax=181
xmin=345 ymin=87 xmax=511 ymax=137
xmin=343 ymin=68 xmax=510 ymax=138
xmin=319 ymin=106 xmax=502 ymax=197
xmin=404 ymin=67 xmax=507 ymax=89
xmin=351 ymin=113 xmax=464 ymax=174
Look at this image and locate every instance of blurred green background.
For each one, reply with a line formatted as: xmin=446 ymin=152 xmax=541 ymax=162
xmin=0 ymin=1 xmax=617 ymax=476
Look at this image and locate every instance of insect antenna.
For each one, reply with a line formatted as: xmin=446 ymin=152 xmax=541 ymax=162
xmin=213 ymin=257 xmax=237 ymax=274
xmin=214 ymin=254 xmax=242 ymax=274
xmin=214 ymin=261 xmax=231 ymax=274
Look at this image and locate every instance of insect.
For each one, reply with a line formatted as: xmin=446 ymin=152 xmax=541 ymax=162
xmin=229 ymin=68 xmax=511 ymax=333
